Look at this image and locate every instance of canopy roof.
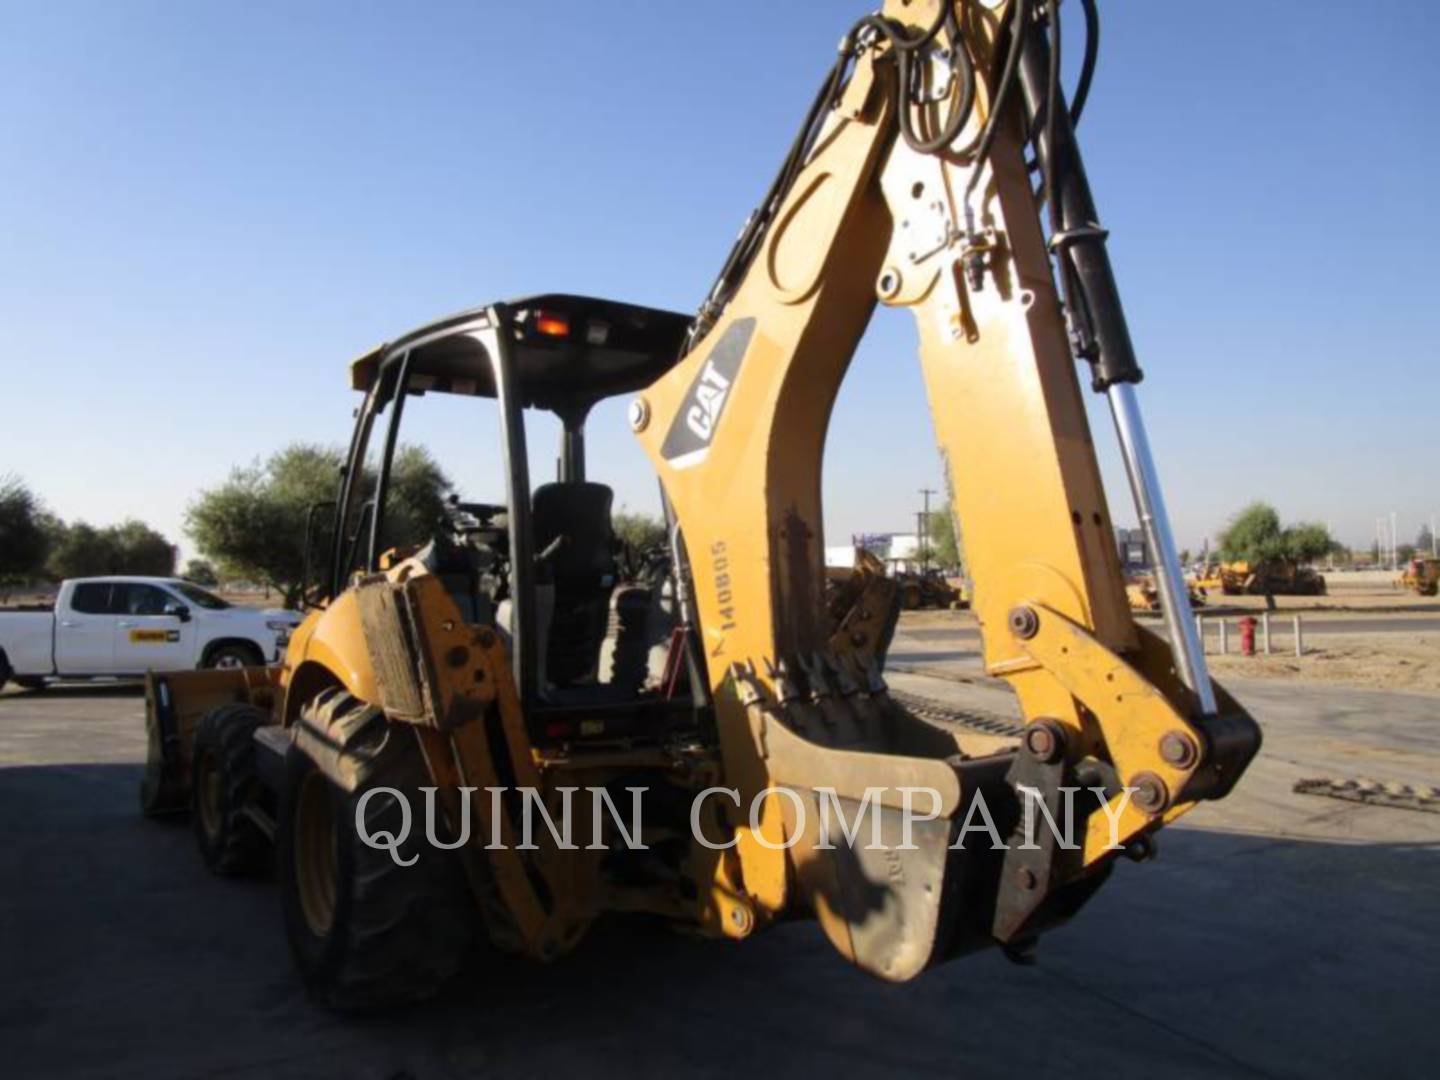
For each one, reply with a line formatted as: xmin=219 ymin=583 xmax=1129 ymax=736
xmin=349 ymin=293 xmax=692 ymax=418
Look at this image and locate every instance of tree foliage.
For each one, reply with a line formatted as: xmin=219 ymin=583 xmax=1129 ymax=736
xmin=46 ymin=519 xmax=177 ymax=578
xmin=186 ymin=442 xmax=452 ymax=607
xmin=1217 ymin=501 xmax=1334 ymax=565
xmin=0 ymin=474 xmax=50 ymax=584
xmin=183 ymin=558 xmax=220 ymax=586
xmin=613 ymin=509 xmax=668 ymax=552
xmin=927 ymin=503 xmax=962 ymax=570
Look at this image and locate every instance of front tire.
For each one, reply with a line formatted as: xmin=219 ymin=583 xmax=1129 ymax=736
xmin=276 ymin=692 xmax=476 ymax=1011
xmin=206 ymin=642 xmax=264 ymax=670
xmin=192 ymin=704 xmax=270 ymax=875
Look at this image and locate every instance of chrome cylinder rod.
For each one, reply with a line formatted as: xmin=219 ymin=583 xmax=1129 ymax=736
xmin=1107 ymin=382 xmax=1217 ymax=716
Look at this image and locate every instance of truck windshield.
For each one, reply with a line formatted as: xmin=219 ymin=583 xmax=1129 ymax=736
xmin=172 ymin=583 xmax=231 ymax=610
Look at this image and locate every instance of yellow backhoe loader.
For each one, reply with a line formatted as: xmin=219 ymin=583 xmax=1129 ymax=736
xmin=142 ymin=0 xmax=1259 ymax=1009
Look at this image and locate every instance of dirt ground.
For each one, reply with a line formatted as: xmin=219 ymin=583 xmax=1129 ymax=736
xmin=1202 ymin=568 xmax=1438 ymax=613
xmin=893 ymin=568 xmax=1440 ymax=696
xmin=1207 ymin=631 xmax=1440 ymax=694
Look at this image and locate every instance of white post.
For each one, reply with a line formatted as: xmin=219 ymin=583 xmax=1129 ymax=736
xmin=1293 ymin=615 xmax=1303 ymax=657
xmin=1391 ymin=511 xmax=1398 ymax=570
xmin=1218 ymin=618 xmax=1228 ymax=655
xmin=1194 ymin=613 xmax=1204 ymax=654
xmin=1261 ymin=611 xmax=1271 ymax=655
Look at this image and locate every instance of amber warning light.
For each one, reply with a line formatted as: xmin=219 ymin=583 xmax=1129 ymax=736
xmin=534 ymin=311 xmax=570 ymax=337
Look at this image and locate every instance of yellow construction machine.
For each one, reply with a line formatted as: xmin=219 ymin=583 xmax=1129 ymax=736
xmin=1126 ymin=573 xmax=1206 ymax=614
xmin=142 ymin=0 xmax=1259 ymax=1009
xmin=1399 ymin=556 xmax=1440 ymax=597
xmin=1216 ymin=559 xmax=1326 ymax=597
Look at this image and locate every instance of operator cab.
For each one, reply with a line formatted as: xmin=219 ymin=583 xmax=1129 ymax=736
xmin=326 ymin=294 xmax=692 ymax=733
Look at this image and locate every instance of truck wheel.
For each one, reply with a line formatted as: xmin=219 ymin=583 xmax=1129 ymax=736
xmin=276 ymin=694 xmax=475 ymax=1011
xmin=206 ymin=642 xmax=264 ymax=670
xmin=192 ymin=704 xmax=271 ymax=876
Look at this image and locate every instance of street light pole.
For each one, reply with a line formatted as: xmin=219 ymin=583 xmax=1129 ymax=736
xmin=918 ymin=487 xmax=937 ymax=573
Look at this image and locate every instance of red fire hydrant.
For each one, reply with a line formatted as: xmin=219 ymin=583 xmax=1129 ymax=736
xmin=1239 ymin=616 xmax=1257 ymax=657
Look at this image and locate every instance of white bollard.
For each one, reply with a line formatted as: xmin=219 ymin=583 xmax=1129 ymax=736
xmin=1218 ymin=618 xmax=1228 ymax=655
xmin=1195 ymin=613 xmax=1205 ymax=654
xmin=1261 ymin=611 xmax=1271 ymax=655
xmin=1293 ymin=615 xmax=1303 ymax=657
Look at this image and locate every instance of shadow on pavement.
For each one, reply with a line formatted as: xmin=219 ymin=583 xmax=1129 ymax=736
xmin=0 ymin=762 xmax=1436 ymax=1078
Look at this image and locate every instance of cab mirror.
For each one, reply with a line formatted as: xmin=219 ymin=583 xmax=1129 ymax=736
xmin=166 ymin=603 xmax=192 ymax=623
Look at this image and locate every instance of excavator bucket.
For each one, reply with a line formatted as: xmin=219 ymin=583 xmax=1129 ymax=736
xmin=726 ymin=661 xmax=1118 ymax=979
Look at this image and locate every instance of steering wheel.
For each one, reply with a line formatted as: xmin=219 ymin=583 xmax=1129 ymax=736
xmin=445 ymin=500 xmax=507 ymax=532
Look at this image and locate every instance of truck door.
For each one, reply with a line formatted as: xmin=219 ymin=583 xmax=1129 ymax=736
xmin=53 ymin=581 xmax=119 ymax=673
xmin=111 ymin=583 xmax=194 ymax=673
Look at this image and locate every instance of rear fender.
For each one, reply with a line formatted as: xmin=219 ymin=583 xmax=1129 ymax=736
xmin=279 ymin=589 xmax=381 ymax=727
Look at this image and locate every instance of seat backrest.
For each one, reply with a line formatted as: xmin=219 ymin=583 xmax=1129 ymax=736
xmin=532 ymin=482 xmax=616 ymax=585
xmin=531 ymin=482 xmax=616 ymax=687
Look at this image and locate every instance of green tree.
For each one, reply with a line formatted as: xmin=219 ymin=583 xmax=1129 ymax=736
xmin=613 ymin=510 xmax=667 ymax=552
xmin=385 ymin=445 xmax=454 ymax=551
xmin=1217 ymin=502 xmax=1334 ymax=609
xmin=0 ymin=474 xmax=50 ymax=586
xmin=186 ymin=442 xmax=452 ymax=608
xmin=927 ymin=504 xmax=962 ymax=571
xmin=183 ymin=558 xmax=220 ymax=585
xmin=1217 ymin=502 xmax=1285 ymax=563
xmin=47 ymin=522 xmax=113 ymax=578
xmin=47 ymin=519 xmax=176 ymax=578
xmin=1280 ymin=521 xmax=1336 ymax=564
xmin=1218 ymin=502 xmax=1335 ymax=565
xmin=111 ymin=520 xmax=178 ymax=575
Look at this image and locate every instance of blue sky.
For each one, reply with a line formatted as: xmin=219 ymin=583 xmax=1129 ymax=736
xmin=2 ymin=1 xmax=1437 ymax=562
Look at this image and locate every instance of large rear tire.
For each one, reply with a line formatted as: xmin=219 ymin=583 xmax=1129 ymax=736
xmin=192 ymin=703 xmax=271 ymax=875
xmin=276 ymin=690 xmax=476 ymax=1011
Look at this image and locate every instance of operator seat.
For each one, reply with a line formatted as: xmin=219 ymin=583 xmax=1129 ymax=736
xmin=531 ymin=481 xmax=617 ymax=687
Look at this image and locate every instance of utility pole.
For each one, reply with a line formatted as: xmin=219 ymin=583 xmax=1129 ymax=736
xmin=918 ymin=488 xmax=937 ymax=573
xmin=1432 ymin=514 xmax=1437 ymax=558
xmin=1391 ymin=511 xmax=1398 ymax=570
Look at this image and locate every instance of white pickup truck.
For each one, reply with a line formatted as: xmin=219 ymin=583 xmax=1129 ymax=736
xmin=0 ymin=577 xmax=299 ymax=690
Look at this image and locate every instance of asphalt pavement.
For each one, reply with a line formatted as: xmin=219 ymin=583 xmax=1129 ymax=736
xmin=0 ymin=675 xmax=1437 ymax=1078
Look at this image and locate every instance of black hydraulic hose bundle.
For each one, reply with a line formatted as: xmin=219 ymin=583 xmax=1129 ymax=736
xmin=692 ymin=0 xmax=1102 ymax=347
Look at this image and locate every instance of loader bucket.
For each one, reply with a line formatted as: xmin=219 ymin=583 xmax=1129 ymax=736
xmin=140 ymin=666 xmax=281 ymax=816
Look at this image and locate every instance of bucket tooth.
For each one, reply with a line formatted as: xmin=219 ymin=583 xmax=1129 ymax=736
xmin=730 ymin=661 xmax=765 ymax=707
xmin=768 ymin=657 xmax=801 ymax=705
xmin=862 ymin=654 xmax=889 ymax=695
xmin=828 ymin=651 xmax=861 ymax=697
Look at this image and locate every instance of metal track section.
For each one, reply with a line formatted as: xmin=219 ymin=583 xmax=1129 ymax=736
xmin=890 ymin=688 xmax=1023 ymax=739
xmin=1294 ymin=776 xmax=1440 ymax=815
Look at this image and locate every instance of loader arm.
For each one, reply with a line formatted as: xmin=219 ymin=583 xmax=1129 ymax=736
xmin=636 ymin=0 xmax=1259 ymax=963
